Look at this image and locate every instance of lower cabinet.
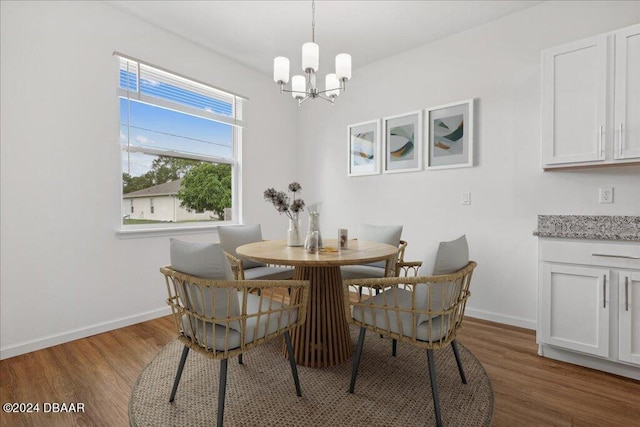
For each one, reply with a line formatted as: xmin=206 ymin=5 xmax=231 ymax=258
xmin=619 ymin=271 xmax=640 ymax=365
xmin=537 ymin=238 xmax=640 ymax=379
xmin=540 ymin=264 xmax=610 ymax=358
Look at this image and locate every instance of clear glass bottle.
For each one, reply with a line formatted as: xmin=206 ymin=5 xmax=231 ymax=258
xmin=305 ymin=230 xmax=319 ymax=254
xmin=307 ymin=212 xmax=323 ymax=248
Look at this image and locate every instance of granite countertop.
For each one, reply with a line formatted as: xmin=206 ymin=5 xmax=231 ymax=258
xmin=533 ymin=215 xmax=640 ymax=241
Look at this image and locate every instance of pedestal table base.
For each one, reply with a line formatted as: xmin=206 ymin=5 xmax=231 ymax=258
xmin=286 ymin=266 xmax=352 ymax=368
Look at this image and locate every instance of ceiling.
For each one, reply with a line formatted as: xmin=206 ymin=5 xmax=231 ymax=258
xmin=106 ymin=1 xmax=543 ymax=77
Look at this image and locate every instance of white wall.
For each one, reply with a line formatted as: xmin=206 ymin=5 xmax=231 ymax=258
xmin=0 ymin=1 xmax=300 ymax=358
xmin=296 ymin=1 xmax=640 ymax=329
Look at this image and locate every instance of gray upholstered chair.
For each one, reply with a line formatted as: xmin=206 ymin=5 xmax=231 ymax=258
xmin=344 ymin=235 xmax=475 ymax=427
xmin=341 ymin=224 xmax=405 ymax=280
xmin=218 ymin=224 xmax=294 ymax=280
xmin=161 ymin=239 xmax=310 ymax=427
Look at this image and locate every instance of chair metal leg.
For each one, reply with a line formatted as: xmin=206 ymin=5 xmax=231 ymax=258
xmin=284 ymin=331 xmax=302 ymax=397
xmin=169 ymin=345 xmax=190 ymax=402
xmin=427 ymin=349 xmax=442 ymax=427
xmin=349 ymin=327 xmax=367 ymax=394
xmin=238 ymin=353 xmax=243 ymax=365
xmin=451 ymin=339 xmax=467 ymax=384
xmin=377 ymin=289 xmax=383 ymax=338
xmin=217 ymin=358 xmax=228 ymax=427
xmin=392 ymin=339 xmax=397 ymax=357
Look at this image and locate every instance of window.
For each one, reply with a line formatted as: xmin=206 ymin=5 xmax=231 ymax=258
xmin=116 ymin=53 xmax=246 ymax=230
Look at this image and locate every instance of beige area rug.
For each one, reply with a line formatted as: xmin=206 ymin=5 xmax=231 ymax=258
xmin=130 ymin=326 xmax=493 ymax=426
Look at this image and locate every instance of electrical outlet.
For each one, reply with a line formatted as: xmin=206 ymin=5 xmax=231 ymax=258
xmin=599 ymin=187 xmax=613 ymax=204
xmin=461 ymin=192 xmax=471 ymax=205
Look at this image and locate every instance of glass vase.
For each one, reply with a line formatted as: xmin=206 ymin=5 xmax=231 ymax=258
xmin=287 ymin=217 xmax=303 ymax=247
xmin=307 ymin=212 xmax=323 ymax=248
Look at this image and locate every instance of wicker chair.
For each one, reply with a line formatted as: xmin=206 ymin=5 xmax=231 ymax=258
xmin=161 ymin=240 xmax=310 ymax=427
xmin=343 ymin=261 xmax=477 ymax=427
xmin=341 ymin=224 xmax=405 ymax=280
xmin=344 ymin=238 xmax=409 ymax=304
xmin=395 ymin=258 xmax=421 ymax=278
xmin=219 ymin=224 xmax=294 ymax=281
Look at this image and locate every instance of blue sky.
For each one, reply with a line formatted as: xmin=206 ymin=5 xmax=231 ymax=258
xmin=120 ymin=71 xmax=233 ymax=177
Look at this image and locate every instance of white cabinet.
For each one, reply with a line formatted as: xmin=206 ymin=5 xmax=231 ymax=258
xmin=539 ymin=264 xmax=610 ymax=357
xmin=537 ymin=238 xmax=640 ymax=379
xmin=541 ymin=23 xmax=640 ymax=169
xmin=541 ymin=35 xmax=607 ymax=166
xmin=619 ymin=271 xmax=640 ymax=365
xmin=614 ymin=25 xmax=640 ymax=160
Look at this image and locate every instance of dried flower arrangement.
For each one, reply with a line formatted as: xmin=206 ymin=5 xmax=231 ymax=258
xmin=263 ymin=182 xmax=306 ymax=221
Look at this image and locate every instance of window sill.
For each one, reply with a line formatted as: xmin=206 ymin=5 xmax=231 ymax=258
xmin=116 ymin=222 xmax=234 ymax=239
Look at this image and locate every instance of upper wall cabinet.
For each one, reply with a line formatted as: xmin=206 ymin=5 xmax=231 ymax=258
xmin=541 ymin=23 xmax=640 ymax=170
xmin=614 ymin=24 xmax=640 ymax=161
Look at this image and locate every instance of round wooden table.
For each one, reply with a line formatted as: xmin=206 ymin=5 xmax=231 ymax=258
xmin=236 ymin=238 xmax=398 ymax=368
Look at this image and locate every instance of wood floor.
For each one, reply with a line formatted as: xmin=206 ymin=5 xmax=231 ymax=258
xmin=1 ymin=316 xmax=639 ymax=426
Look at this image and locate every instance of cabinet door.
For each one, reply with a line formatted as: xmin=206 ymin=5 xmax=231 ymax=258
xmin=614 ymin=24 xmax=640 ymax=160
xmin=541 ymin=35 xmax=608 ymax=166
xmin=619 ymin=271 xmax=640 ymax=365
xmin=540 ymin=264 xmax=610 ymax=357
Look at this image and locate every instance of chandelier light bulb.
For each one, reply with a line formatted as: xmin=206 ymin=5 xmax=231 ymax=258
xmin=273 ymin=57 xmax=290 ymax=84
xmin=302 ymin=42 xmax=319 ymax=72
xmin=335 ymin=54 xmax=352 ymax=81
xmin=291 ymin=75 xmax=306 ymax=99
xmin=325 ymin=73 xmax=340 ymax=98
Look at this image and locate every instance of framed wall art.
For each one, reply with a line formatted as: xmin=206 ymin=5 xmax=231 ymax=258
xmin=426 ymin=99 xmax=474 ymax=170
xmin=382 ymin=111 xmax=423 ymax=173
xmin=348 ymin=119 xmax=381 ymax=176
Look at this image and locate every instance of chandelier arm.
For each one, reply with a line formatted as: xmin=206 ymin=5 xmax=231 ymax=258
xmin=279 ymin=87 xmax=309 ymax=95
xmin=315 ymin=88 xmax=340 ymax=95
xmin=317 ymin=94 xmax=336 ymax=104
xmin=298 ymin=95 xmax=312 ymax=106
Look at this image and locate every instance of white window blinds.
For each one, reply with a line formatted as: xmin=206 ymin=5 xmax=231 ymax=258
xmin=115 ymin=52 xmax=247 ymax=128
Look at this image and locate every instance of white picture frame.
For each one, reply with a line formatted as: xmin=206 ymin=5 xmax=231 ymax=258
xmin=382 ymin=110 xmax=423 ymax=174
xmin=347 ymin=119 xmax=381 ymax=176
xmin=426 ymin=99 xmax=474 ymax=170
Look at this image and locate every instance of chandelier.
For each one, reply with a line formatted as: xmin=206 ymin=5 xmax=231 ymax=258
xmin=273 ymin=0 xmax=352 ymax=105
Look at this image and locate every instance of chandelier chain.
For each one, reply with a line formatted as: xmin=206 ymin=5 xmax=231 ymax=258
xmin=311 ymin=0 xmax=315 ymax=43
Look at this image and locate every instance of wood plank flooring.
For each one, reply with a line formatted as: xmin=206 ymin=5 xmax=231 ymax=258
xmin=1 ymin=315 xmax=639 ymax=426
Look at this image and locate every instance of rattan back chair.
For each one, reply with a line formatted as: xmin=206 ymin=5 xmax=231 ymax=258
xmin=395 ymin=258 xmax=422 ymax=278
xmin=397 ymin=239 xmax=408 ymax=264
xmin=341 ymin=224 xmax=405 ymax=281
xmin=219 ymin=224 xmax=294 ymax=281
xmin=343 ymin=261 xmax=477 ymax=427
xmin=161 ymin=266 xmax=309 ymax=427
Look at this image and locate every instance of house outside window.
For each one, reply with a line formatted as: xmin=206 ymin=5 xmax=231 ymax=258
xmin=116 ymin=53 xmax=246 ymax=230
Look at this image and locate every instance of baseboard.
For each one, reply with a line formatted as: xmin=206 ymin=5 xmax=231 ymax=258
xmin=1 ymin=305 xmax=536 ymax=359
xmin=0 ymin=306 xmax=172 ymax=360
xmin=464 ymin=307 xmax=536 ymax=331
xmin=539 ymin=344 xmax=640 ymax=380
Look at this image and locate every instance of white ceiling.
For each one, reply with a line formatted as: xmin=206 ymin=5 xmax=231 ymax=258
xmin=106 ymin=1 xmax=543 ymax=77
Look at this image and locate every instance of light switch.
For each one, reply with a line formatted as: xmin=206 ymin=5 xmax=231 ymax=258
xmin=461 ymin=192 xmax=471 ymax=205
